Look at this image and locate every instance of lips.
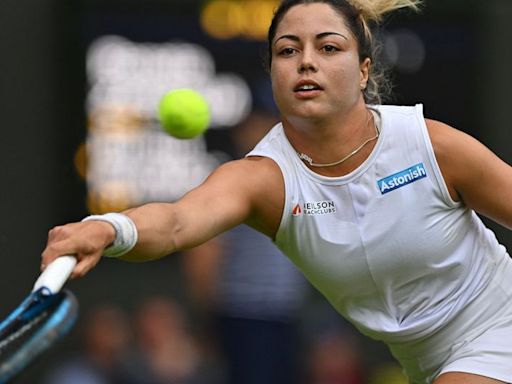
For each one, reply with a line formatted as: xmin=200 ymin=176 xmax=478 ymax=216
xmin=293 ymin=80 xmax=323 ymax=99
xmin=294 ymin=80 xmax=323 ymax=92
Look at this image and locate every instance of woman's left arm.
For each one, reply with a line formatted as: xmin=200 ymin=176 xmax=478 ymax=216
xmin=427 ymin=119 xmax=512 ymax=229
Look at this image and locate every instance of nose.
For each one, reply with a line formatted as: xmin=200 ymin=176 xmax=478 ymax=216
xmin=298 ymin=46 xmax=317 ymax=73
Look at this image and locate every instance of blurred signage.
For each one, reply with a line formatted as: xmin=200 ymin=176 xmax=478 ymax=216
xmin=82 ymin=35 xmax=252 ymax=213
xmin=200 ymin=0 xmax=279 ymax=40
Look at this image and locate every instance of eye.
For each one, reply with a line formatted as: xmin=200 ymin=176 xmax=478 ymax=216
xmin=277 ymin=47 xmax=297 ymax=56
xmin=322 ymin=44 xmax=340 ymax=53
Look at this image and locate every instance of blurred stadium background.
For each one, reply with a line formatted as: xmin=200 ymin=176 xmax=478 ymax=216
xmin=0 ymin=0 xmax=511 ymax=383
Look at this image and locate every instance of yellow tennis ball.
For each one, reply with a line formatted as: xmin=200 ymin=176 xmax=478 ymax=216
xmin=158 ymin=89 xmax=210 ymax=139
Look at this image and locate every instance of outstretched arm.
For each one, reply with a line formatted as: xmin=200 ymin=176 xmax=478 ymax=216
xmin=41 ymin=156 xmax=284 ymax=278
xmin=427 ymin=119 xmax=512 ymax=229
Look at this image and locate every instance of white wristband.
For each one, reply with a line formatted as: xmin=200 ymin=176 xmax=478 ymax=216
xmin=82 ymin=213 xmax=138 ymax=258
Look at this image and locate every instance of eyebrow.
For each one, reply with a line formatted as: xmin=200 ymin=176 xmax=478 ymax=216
xmin=273 ymin=31 xmax=348 ymax=45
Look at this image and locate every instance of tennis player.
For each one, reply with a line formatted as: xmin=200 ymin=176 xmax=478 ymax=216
xmin=42 ymin=1 xmax=512 ymax=383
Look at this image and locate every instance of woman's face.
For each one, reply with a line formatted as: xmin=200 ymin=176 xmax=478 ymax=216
xmin=270 ymin=3 xmax=369 ymax=124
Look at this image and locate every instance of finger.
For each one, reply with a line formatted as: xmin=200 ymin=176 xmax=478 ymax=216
xmin=46 ymin=225 xmax=69 ymax=243
xmin=41 ymin=237 xmax=83 ymax=269
xmin=44 ymin=223 xmax=84 ymax=252
xmin=42 ymin=240 xmax=68 ymax=266
xmin=70 ymin=252 xmax=102 ymax=279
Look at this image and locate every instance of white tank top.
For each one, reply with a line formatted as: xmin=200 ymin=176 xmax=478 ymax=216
xmin=247 ymin=104 xmax=508 ymax=343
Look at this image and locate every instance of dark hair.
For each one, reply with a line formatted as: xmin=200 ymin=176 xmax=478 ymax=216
xmin=266 ymin=0 xmax=391 ymax=104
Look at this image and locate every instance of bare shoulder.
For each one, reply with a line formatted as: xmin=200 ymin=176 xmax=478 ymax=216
xmin=204 ymin=156 xmax=285 ymax=237
xmin=425 ymin=118 xmax=502 ymax=182
xmin=424 ymin=119 xmax=464 ymax=201
xmin=214 ymin=155 xmax=282 ymax=177
xmin=210 ymin=156 xmax=283 ymax=193
xmin=425 ymin=119 xmax=476 ymax=154
xmin=425 ymin=118 xmax=496 ymax=201
xmin=425 ymin=118 xmax=512 ymax=228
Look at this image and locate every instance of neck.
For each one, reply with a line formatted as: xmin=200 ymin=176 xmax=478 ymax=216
xmin=282 ymin=103 xmax=377 ymax=175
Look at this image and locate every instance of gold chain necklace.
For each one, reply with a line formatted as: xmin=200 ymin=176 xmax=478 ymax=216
xmin=298 ymin=111 xmax=379 ymax=168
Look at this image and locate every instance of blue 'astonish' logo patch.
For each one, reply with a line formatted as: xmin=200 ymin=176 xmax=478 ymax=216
xmin=377 ymin=163 xmax=427 ymax=194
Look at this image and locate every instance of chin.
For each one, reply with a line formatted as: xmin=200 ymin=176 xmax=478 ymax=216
xmin=287 ymin=112 xmax=328 ymax=127
xmin=291 ymin=105 xmax=332 ymax=121
xmin=278 ymin=97 xmax=336 ymax=123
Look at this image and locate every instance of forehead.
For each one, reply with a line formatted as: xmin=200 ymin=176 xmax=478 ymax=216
xmin=274 ymin=3 xmax=350 ymax=39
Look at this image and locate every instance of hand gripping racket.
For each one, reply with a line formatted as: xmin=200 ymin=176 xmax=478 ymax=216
xmin=0 ymin=256 xmax=78 ymax=383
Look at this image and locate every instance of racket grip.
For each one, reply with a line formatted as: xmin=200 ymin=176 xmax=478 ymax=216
xmin=32 ymin=256 xmax=77 ymax=293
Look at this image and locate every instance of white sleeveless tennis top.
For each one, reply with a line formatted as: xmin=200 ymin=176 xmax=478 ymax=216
xmin=247 ymin=104 xmax=508 ymax=344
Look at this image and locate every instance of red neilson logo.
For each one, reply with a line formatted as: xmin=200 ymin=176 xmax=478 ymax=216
xmin=292 ymin=200 xmax=336 ymax=216
xmin=292 ymin=204 xmax=302 ymax=216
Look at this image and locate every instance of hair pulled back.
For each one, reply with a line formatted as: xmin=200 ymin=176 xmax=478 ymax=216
xmin=267 ymin=0 xmax=421 ymax=104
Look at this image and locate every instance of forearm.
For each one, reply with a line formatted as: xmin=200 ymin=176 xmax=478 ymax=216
xmin=118 ymin=202 xmax=183 ymax=262
xmin=42 ymin=200 xmax=225 ymax=277
xmin=41 ymin=158 xmax=270 ymax=278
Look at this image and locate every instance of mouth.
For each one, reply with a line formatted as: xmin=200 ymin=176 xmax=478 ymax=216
xmin=294 ymin=80 xmax=323 ymax=98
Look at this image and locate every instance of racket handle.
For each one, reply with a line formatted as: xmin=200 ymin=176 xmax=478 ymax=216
xmin=32 ymin=256 xmax=77 ymax=293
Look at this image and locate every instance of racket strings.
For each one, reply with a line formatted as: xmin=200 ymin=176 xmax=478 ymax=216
xmin=0 ymin=291 xmax=78 ymax=383
xmin=0 ymin=311 xmax=49 ymax=356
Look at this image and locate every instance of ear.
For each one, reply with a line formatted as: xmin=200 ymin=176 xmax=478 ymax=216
xmin=359 ymin=57 xmax=371 ymax=89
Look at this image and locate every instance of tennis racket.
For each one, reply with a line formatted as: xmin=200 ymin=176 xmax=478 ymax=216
xmin=0 ymin=256 xmax=78 ymax=383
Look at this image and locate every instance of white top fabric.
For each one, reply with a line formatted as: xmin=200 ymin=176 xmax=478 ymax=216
xmin=247 ymin=104 xmax=508 ymax=344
